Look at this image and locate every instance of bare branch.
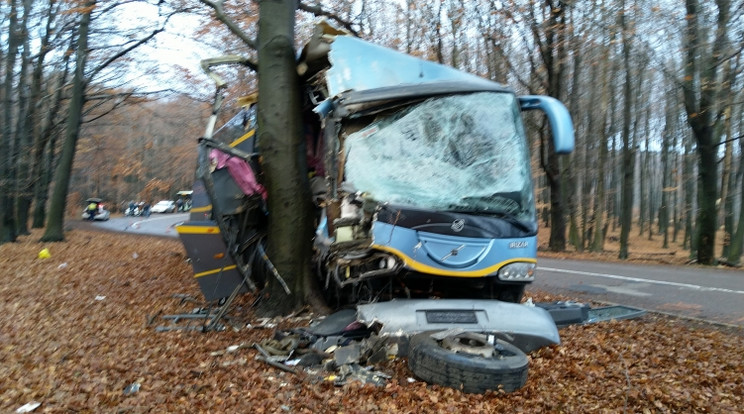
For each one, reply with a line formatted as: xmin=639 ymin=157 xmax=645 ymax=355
xmin=297 ymin=1 xmax=359 ymax=37
xmin=88 ymin=26 xmax=164 ymax=81
xmin=201 ymin=55 xmax=257 ymax=87
xmin=199 ymin=0 xmax=259 ymax=54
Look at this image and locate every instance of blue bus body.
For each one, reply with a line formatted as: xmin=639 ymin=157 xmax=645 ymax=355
xmin=177 ymin=27 xmax=574 ymax=306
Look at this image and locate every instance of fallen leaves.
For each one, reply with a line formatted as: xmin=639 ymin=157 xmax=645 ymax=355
xmin=0 ymin=228 xmax=742 ymax=413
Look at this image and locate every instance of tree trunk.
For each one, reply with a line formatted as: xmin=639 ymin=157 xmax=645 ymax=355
xmin=659 ymin=98 xmax=673 ymax=249
xmin=1 ymin=0 xmax=21 ymax=244
xmin=618 ymin=4 xmax=635 ymax=260
xmin=543 ymin=1 xmax=569 ymax=252
xmin=255 ymin=0 xmax=312 ymax=315
xmin=682 ymin=137 xmax=694 ymax=251
xmin=681 ymin=0 xmax=731 ymax=264
xmin=15 ymin=0 xmax=33 ymax=236
xmin=32 ymin=57 xmax=69 ymax=229
xmin=40 ymin=0 xmax=94 ymax=242
xmin=726 ymin=137 xmax=744 ymax=264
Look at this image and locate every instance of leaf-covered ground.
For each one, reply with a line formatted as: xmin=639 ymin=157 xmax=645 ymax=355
xmin=1 ymin=228 xmax=742 ymax=413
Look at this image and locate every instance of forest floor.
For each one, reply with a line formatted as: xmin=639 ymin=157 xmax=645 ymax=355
xmin=0 ymin=224 xmax=742 ymax=413
xmin=535 ymin=222 xmax=715 ymax=266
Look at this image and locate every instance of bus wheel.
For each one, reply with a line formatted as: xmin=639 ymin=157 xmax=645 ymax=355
xmin=496 ymin=285 xmax=525 ymax=303
xmin=407 ymin=331 xmax=528 ymax=394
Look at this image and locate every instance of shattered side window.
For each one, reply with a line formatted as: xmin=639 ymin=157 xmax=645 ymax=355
xmin=212 ymin=108 xmax=257 ymax=153
xmin=343 ymin=92 xmax=534 ymax=220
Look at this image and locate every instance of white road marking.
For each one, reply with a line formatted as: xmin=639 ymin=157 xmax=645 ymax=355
xmin=539 ymin=267 xmax=744 ymax=296
xmin=131 ymin=214 xmax=182 ymax=227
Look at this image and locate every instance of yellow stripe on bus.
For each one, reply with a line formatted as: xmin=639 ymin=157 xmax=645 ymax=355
xmin=371 ymin=244 xmax=535 ymax=278
xmin=194 ymin=265 xmax=237 ymax=278
xmin=176 ymin=225 xmax=220 ymax=234
xmin=190 ymin=205 xmax=212 ymax=213
xmin=230 ymin=129 xmax=255 ymax=148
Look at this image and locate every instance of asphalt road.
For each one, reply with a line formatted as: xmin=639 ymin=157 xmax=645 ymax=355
xmin=92 ymin=212 xmax=188 ymax=238
xmin=93 ymin=215 xmax=744 ymax=328
xmin=531 ymin=257 xmax=744 ymax=328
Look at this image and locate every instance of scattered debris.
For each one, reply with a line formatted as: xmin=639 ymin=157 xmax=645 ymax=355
xmin=15 ymin=402 xmax=41 ymax=413
xmin=587 ymin=305 xmax=647 ymax=323
xmin=536 ymin=301 xmax=646 ymax=328
xmin=122 ymin=382 xmax=140 ymax=396
xmin=210 ymin=343 xmax=250 ymax=356
xmin=37 ymin=248 xmax=50 ymax=259
xmin=150 ymin=294 xmax=645 ymax=392
xmin=148 ymin=294 xmax=242 ymax=332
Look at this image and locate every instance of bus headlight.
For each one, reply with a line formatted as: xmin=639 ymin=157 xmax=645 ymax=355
xmin=498 ymin=262 xmax=535 ymax=281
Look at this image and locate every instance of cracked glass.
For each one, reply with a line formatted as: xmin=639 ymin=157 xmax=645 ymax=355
xmin=343 ymin=92 xmax=535 ymax=221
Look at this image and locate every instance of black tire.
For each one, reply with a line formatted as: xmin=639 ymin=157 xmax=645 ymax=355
xmin=496 ymin=284 xmax=525 ymax=303
xmin=407 ymin=331 xmax=528 ymax=394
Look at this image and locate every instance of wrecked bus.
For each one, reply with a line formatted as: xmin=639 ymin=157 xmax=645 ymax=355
xmin=177 ymin=28 xmax=574 ymax=309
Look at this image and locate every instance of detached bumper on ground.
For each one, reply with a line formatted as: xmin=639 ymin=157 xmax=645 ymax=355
xmin=356 ymin=299 xmax=560 ymax=353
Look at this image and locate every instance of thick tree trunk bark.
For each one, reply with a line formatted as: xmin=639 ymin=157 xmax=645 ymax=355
xmin=696 ymin=141 xmax=718 ymax=264
xmin=618 ymin=4 xmax=634 ymax=260
xmin=255 ymin=0 xmax=313 ymax=315
xmin=40 ymin=0 xmax=94 ymax=242
xmin=1 ymin=0 xmax=21 ymax=244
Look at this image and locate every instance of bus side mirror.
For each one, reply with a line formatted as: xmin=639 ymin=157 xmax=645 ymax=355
xmin=519 ymin=95 xmax=575 ymax=154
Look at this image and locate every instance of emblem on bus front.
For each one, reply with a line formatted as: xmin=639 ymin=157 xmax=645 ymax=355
xmin=451 ymin=219 xmax=465 ymax=232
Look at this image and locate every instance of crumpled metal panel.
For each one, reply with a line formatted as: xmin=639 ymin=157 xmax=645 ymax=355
xmin=356 ymin=299 xmax=560 ymax=353
xmin=325 ymin=36 xmax=497 ymax=97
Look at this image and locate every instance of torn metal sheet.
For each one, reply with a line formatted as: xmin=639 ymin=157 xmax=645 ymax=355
xmin=587 ymin=305 xmax=646 ymax=323
xmin=537 ymin=301 xmax=646 ymax=327
xmin=323 ymin=36 xmax=497 ymax=98
xmin=356 ymin=299 xmax=559 ymax=353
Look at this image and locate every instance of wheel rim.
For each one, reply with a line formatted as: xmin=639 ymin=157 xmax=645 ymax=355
xmin=440 ymin=332 xmax=495 ymax=358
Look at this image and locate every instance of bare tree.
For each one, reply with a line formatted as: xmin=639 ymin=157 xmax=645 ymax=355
xmin=680 ymin=0 xmax=736 ymax=264
xmin=1 ymin=0 xmax=22 ymax=243
xmin=41 ymin=0 xmax=169 ymax=241
xmin=618 ymin=0 xmax=636 ymax=260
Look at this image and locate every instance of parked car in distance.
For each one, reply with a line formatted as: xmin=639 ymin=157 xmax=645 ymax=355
xmin=151 ymin=200 xmax=176 ymax=214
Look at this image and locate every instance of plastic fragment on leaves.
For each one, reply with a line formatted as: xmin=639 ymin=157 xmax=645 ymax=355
xmin=16 ymin=402 xmax=41 ymax=413
xmin=37 ymin=248 xmax=51 ymax=259
xmin=123 ymin=382 xmax=140 ymax=395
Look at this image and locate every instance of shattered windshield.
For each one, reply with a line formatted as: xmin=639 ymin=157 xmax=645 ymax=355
xmin=343 ymin=92 xmax=535 ymax=221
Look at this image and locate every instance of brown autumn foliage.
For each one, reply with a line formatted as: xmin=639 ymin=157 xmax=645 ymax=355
xmin=1 ymin=227 xmax=742 ymax=413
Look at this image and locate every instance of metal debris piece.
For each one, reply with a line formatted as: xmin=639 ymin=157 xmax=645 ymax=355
xmin=15 ymin=402 xmax=41 ymax=413
xmin=587 ymin=305 xmax=646 ymax=323
xmin=536 ymin=301 xmax=646 ymax=327
xmin=356 ymin=299 xmax=560 ymax=353
xmin=335 ymin=363 xmax=391 ymax=386
xmin=311 ymin=335 xmax=345 ymax=352
xmin=210 ymin=343 xmax=249 ymax=356
xmin=333 ymin=343 xmax=362 ymax=365
xmin=258 ymin=336 xmax=300 ymax=359
xmin=123 ymin=382 xmax=140 ymax=396
xmin=150 ymin=296 xmax=237 ymax=332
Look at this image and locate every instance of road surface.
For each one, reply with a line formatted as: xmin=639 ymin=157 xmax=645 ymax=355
xmin=92 ymin=213 xmax=187 ymax=238
xmin=531 ymin=257 xmax=744 ymax=327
